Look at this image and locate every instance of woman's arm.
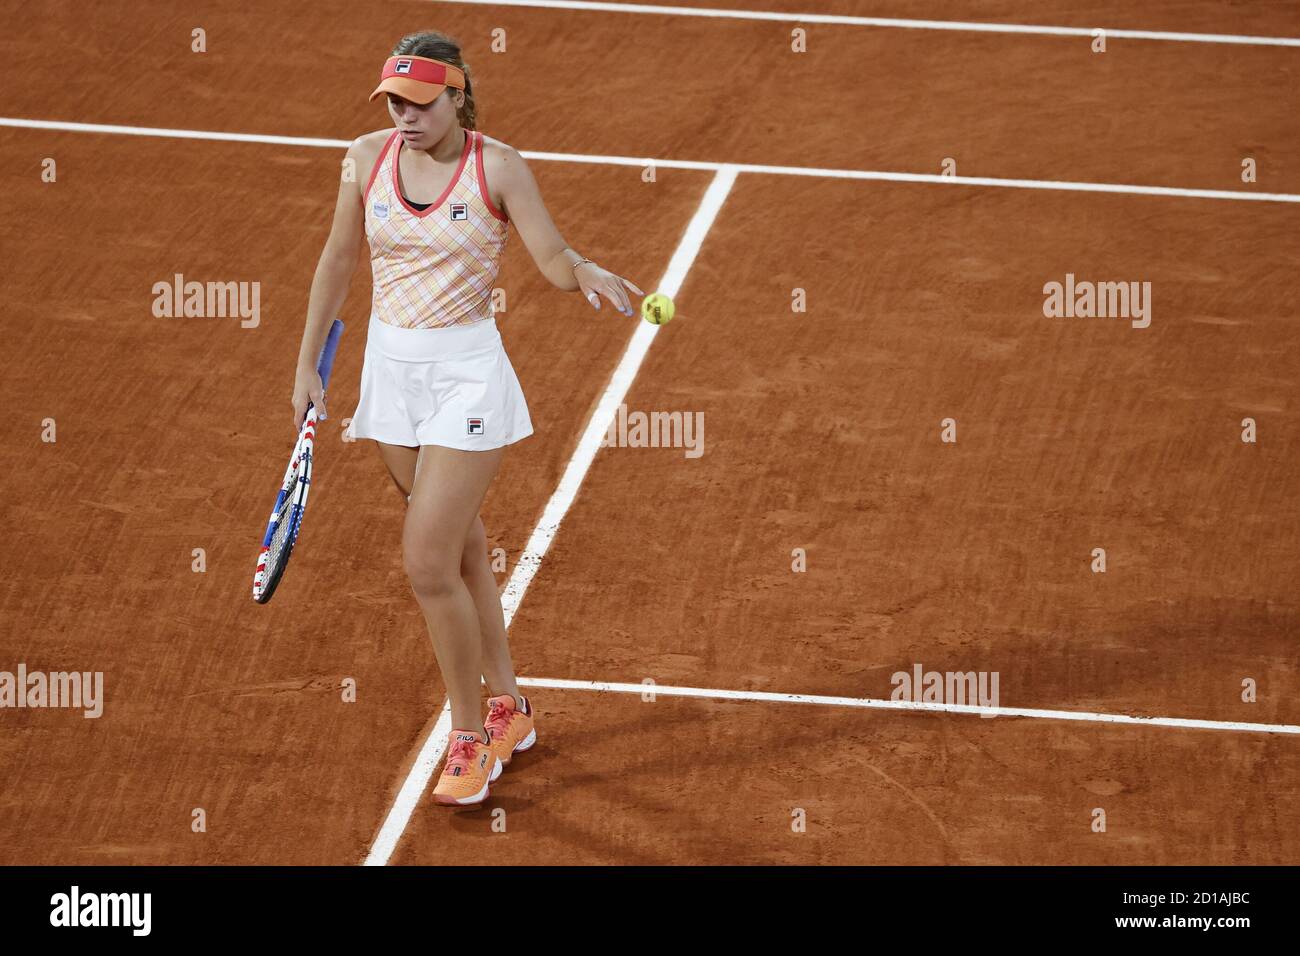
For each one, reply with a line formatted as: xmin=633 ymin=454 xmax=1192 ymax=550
xmin=290 ymin=138 xmax=373 ymax=437
xmin=491 ymin=143 xmax=644 ymax=314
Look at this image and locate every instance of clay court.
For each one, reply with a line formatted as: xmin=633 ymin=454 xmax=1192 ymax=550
xmin=1 ymin=0 xmax=1297 ymax=866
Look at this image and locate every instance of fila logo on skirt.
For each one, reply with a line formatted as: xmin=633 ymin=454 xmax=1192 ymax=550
xmin=467 ymin=418 xmax=485 ymax=435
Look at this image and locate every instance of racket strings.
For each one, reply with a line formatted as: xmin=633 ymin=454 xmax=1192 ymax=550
xmin=265 ymin=480 xmax=297 ymax=571
xmin=253 ymin=319 xmax=342 ymax=604
xmin=258 ymin=440 xmax=311 ymax=602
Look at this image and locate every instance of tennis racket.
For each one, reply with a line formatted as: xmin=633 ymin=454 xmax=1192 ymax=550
xmin=252 ymin=318 xmax=344 ymax=604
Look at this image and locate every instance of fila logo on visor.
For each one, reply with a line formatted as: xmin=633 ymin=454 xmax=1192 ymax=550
xmin=395 ymin=59 xmax=413 ymax=74
xmin=467 ymin=418 xmax=484 ymax=435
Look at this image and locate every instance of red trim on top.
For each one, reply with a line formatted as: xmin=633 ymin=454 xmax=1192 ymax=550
xmin=475 ymin=132 xmax=509 ymax=223
xmin=363 ymin=130 xmax=399 ymax=203
xmin=381 ymin=56 xmax=461 ymax=88
xmin=392 ymin=128 xmax=474 ymax=218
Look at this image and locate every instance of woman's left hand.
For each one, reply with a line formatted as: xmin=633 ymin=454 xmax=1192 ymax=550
xmin=576 ymin=262 xmax=645 ymax=316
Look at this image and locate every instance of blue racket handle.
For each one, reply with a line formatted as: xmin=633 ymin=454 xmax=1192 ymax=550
xmin=316 ymin=318 xmax=344 ymax=388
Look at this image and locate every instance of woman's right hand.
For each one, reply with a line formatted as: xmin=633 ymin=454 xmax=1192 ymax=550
xmin=291 ymin=366 xmax=328 ymax=440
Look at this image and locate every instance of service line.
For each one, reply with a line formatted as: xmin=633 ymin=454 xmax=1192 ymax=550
xmin=3 ymin=117 xmax=1297 ymax=204
xmin=426 ymin=0 xmax=1300 ymax=48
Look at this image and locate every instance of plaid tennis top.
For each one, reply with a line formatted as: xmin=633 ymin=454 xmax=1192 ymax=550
xmin=363 ymin=128 xmax=510 ymax=330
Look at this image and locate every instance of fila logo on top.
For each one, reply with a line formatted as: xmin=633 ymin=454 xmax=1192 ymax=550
xmin=394 ymin=59 xmax=413 ymax=74
xmin=450 ymin=202 xmax=468 ymax=221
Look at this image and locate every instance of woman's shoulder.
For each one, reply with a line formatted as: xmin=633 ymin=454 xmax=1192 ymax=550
xmin=349 ymin=129 xmax=398 ymax=198
xmin=476 ymin=132 xmax=523 ymax=179
xmin=478 ymin=131 xmax=520 ymax=155
xmin=351 ymin=128 xmax=398 ymax=160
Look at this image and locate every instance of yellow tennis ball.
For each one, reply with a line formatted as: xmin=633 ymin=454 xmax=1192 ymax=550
xmin=641 ymin=293 xmax=675 ymax=326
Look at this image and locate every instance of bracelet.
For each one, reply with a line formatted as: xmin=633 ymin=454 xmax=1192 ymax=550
xmin=571 ymin=256 xmax=595 ymax=273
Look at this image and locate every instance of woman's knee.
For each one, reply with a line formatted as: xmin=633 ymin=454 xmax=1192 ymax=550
xmin=402 ymin=532 xmax=462 ymax=598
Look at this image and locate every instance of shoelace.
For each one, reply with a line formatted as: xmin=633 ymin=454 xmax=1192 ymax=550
xmin=484 ymin=701 xmax=514 ymax=740
xmin=444 ymin=736 xmax=480 ymax=775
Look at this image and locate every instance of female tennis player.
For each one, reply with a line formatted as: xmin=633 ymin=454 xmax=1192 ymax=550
xmin=290 ymin=31 xmax=644 ymax=807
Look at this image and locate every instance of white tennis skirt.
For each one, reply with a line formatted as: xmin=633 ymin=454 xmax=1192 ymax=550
xmin=344 ymin=314 xmax=534 ymax=451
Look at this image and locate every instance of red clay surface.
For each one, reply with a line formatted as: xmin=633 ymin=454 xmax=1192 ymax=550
xmin=4 ymin=1 xmax=1299 ymax=190
xmin=1 ymin=0 xmax=1297 ymax=865
xmin=392 ymin=693 xmax=1295 ymax=865
xmin=512 ymin=176 xmax=1300 ymax=725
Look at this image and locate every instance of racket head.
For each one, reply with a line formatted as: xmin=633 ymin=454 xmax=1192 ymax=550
xmin=251 ymin=319 xmax=342 ymax=604
xmin=253 ymin=429 xmax=312 ymax=604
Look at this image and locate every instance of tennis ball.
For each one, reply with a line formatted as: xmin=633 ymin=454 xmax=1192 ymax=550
xmin=641 ymin=293 xmax=675 ymax=326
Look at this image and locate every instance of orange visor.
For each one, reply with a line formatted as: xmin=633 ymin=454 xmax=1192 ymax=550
xmin=368 ymin=55 xmax=465 ymax=105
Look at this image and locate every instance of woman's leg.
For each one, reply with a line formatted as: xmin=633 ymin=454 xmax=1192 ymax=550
xmin=375 ymin=440 xmax=521 ymax=704
xmin=460 ymin=516 xmax=522 ymax=704
xmin=375 ymin=441 xmax=419 ymax=500
xmin=402 ymin=445 xmax=504 ymax=733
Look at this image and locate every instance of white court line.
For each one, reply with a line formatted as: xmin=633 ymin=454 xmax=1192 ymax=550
xmin=4 ymin=117 xmax=1298 ymax=204
xmin=0 ymin=117 xmax=350 ymax=149
xmin=427 ymin=0 xmax=1300 ymax=48
xmin=366 ymin=669 xmax=1297 ymax=863
xmin=515 ymin=676 xmax=1300 ymax=735
xmin=361 ymin=167 xmax=739 ymax=866
xmin=363 ymin=700 xmax=451 ymax=866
